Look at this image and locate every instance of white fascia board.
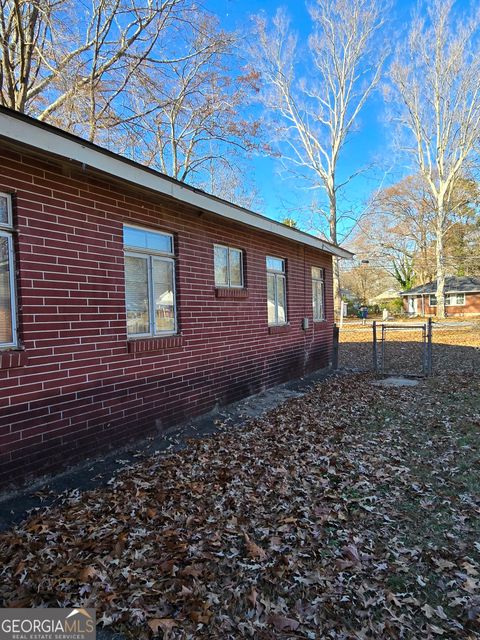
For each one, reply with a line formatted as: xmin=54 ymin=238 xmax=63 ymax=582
xmin=406 ymin=289 xmax=480 ymax=296
xmin=0 ymin=109 xmax=353 ymax=260
xmin=442 ymin=290 xmax=480 ymax=294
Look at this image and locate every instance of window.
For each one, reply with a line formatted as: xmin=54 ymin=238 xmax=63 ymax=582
xmin=214 ymin=245 xmax=243 ymax=288
xmin=430 ymin=292 xmax=465 ymax=306
xmin=312 ymin=267 xmax=325 ymax=321
xmin=446 ymin=293 xmax=465 ymax=306
xmin=0 ymin=193 xmax=17 ymax=348
xmin=124 ymin=225 xmax=177 ymax=337
xmin=266 ymin=256 xmax=287 ymax=325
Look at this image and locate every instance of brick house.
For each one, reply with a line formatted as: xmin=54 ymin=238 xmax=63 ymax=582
xmin=402 ymin=276 xmax=480 ymax=316
xmin=0 ymin=106 xmax=352 ymax=489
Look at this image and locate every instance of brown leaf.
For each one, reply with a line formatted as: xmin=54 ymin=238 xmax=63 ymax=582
xmin=267 ymin=614 xmax=299 ymax=632
xmin=147 ymin=618 xmax=176 ymax=635
xmin=247 ymin=586 xmax=258 ymax=607
xmin=181 ymin=564 xmax=204 ymax=578
xmin=343 ymin=543 xmax=361 ymax=564
xmin=113 ymin=532 xmax=127 ymax=558
xmin=461 ymin=561 xmax=478 ymax=576
xmin=79 ymin=566 xmax=97 ymax=582
xmin=244 ymin=534 xmax=267 ymax=561
xmin=189 ymin=609 xmax=212 ymax=625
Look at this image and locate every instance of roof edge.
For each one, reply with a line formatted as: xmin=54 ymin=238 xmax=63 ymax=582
xmin=0 ymin=106 xmax=353 ymax=260
xmin=402 ymin=289 xmax=480 ymax=295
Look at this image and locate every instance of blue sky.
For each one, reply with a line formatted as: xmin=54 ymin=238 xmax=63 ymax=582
xmin=202 ymin=0 xmax=466 ymax=240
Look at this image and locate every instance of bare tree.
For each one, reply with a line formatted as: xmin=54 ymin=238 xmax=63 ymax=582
xmin=370 ymin=175 xmax=437 ymax=287
xmin=252 ymin=0 xmax=388 ymax=315
xmin=0 ymin=0 xmax=260 ymax=203
xmin=342 ymin=262 xmax=394 ymax=305
xmin=199 ymin=158 xmax=261 ymax=210
xmin=0 ymin=0 xmax=197 ymax=136
xmin=130 ymin=12 xmax=259 ymax=184
xmin=350 ymin=173 xmax=479 ymax=290
xmin=389 ymin=0 xmax=480 ymax=318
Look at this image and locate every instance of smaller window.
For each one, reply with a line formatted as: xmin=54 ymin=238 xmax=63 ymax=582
xmin=214 ymin=245 xmax=244 ymax=288
xmin=267 ymin=256 xmax=287 ymax=325
xmin=266 ymin=256 xmax=285 ymax=272
xmin=455 ymin=293 xmax=465 ymax=305
xmin=312 ymin=267 xmax=325 ymax=321
xmin=124 ymin=226 xmax=173 ymax=255
xmin=429 ymin=294 xmax=437 ymax=306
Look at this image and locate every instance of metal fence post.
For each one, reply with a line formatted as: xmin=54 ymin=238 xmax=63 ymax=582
xmin=332 ymin=323 xmax=339 ymax=370
xmin=426 ymin=317 xmax=433 ymax=376
xmin=372 ymin=320 xmax=378 ymax=375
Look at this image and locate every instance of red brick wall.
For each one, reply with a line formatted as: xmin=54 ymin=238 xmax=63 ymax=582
xmin=464 ymin=294 xmax=480 ymax=315
xmin=0 ymin=143 xmax=334 ymax=489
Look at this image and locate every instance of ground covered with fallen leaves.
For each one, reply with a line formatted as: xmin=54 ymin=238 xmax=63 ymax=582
xmin=1 ymin=373 xmax=480 ymax=639
xmin=339 ymin=321 xmax=480 ymax=375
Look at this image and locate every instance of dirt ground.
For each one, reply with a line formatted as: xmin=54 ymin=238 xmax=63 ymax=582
xmin=1 ymin=372 xmax=479 ymax=639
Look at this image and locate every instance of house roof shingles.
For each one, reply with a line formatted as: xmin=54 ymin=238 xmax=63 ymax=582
xmin=402 ymin=276 xmax=480 ymax=296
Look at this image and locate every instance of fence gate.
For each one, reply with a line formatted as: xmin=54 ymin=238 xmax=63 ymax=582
xmin=373 ymin=320 xmax=433 ymax=377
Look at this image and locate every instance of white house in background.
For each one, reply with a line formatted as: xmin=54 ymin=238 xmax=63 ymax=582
xmin=369 ymin=288 xmax=401 ymax=306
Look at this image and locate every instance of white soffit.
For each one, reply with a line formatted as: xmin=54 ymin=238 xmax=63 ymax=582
xmin=0 ymin=108 xmax=353 ymax=260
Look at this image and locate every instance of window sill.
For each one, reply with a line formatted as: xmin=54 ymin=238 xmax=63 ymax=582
xmin=0 ymin=349 xmax=27 ymax=370
xmin=128 ymin=335 xmax=183 ymax=354
xmin=313 ymin=318 xmax=327 ymax=323
xmin=268 ymin=324 xmax=290 ymax=335
xmin=215 ymin=287 xmax=248 ymax=299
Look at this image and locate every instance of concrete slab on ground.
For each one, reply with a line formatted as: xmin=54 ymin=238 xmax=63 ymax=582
xmin=372 ymin=377 xmax=420 ymax=387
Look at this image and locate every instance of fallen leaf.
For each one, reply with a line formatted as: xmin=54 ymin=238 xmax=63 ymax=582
xmin=147 ymin=618 xmax=176 ymax=634
xmin=267 ymin=614 xmax=299 ymax=632
xmin=244 ymin=534 xmax=267 ymax=561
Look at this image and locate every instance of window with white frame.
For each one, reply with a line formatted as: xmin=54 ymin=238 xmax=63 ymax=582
xmin=446 ymin=293 xmax=465 ymax=305
xmin=312 ymin=266 xmax=325 ymax=321
xmin=266 ymin=256 xmax=287 ymax=325
xmin=214 ymin=245 xmax=244 ymax=288
xmin=0 ymin=193 xmax=17 ymax=348
xmin=123 ymin=226 xmax=177 ymax=337
xmin=430 ymin=292 xmax=465 ymax=306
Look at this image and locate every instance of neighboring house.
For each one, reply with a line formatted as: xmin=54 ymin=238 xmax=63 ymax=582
xmin=340 ymin=288 xmax=358 ymax=303
xmin=340 ymin=288 xmax=359 ymax=315
xmin=0 ymin=106 xmax=352 ymax=488
xmin=369 ymin=288 xmax=401 ymax=306
xmin=401 ymin=276 xmax=480 ymax=316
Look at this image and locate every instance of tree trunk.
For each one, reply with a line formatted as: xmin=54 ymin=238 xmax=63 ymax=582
xmin=328 ymin=190 xmax=341 ymax=319
xmin=436 ymin=199 xmax=446 ymax=319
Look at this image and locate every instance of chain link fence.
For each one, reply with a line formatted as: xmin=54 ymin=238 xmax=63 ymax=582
xmin=336 ymin=319 xmax=480 ymax=376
